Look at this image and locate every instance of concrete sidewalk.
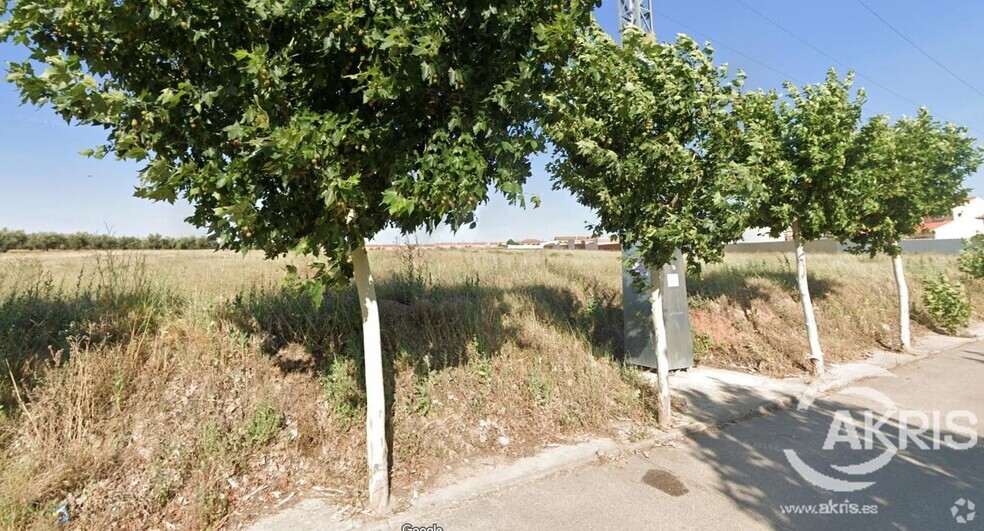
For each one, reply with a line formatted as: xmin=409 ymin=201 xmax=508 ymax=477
xmin=667 ymin=326 xmax=981 ymax=432
xmin=248 ymin=326 xmax=984 ymax=530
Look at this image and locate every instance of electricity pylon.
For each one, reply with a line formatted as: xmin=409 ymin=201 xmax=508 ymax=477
xmin=618 ymin=0 xmax=655 ymax=37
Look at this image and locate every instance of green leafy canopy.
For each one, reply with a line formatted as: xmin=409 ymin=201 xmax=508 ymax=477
xmin=2 ymin=0 xmax=598 ymax=285
xmin=845 ymin=108 xmax=982 ymax=257
xmin=739 ymin=70 xmax=868 ymax=242
xmin=545 ymin=24 xmax=762 ymax=273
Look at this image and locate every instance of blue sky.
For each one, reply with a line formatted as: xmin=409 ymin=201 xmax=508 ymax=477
xmin=2 ymin=0 xmax=983 ymax=242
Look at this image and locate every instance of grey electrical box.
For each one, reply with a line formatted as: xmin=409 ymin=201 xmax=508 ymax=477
xmin=621 ymin=248 xmax=694 ymax=371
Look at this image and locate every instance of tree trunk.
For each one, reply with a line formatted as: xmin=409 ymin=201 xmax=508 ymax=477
xmin=892 ymin=250 xmax=911 ymax=351
xmin=649 ymin=275 xmax=672 ymax=429
xmin=352 ymin=243 xmax=389 ymax=512
xmin=792 ymin=223 xmax=825 ymax=376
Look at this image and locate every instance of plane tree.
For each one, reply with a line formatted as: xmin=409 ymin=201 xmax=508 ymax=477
xmin=545 ymin=25 xmax=762 ymax=428
xmin=1 ymin=0 xmax=598 ymax=510
xmin=737 ymin=71 xmax=867 ymax=376
xmin=845 ymin=109 xmax=982 ymax=349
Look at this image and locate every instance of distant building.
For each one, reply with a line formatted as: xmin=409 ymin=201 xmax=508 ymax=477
xmin=553 ymin=235 xmax=587 ymax=249
xmin=596 ymin=238 xmax=621 ymax=251
xmin=551 ymin=235 xmax=620 ymax=251
xmin=499 ymin=238 xmax=544 ymax=250
xmin=915 ymin=197 xmax=984 ymax=240
xmin=739 ymin=227 xmax=787 ymax=243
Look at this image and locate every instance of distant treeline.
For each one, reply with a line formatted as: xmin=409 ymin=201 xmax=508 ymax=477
xmin=0 ymin=229 xmax=216 ymax=252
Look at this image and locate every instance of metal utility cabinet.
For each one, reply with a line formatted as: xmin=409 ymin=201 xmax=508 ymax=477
xmin=621 ymin=248 xmax=694 ymax=371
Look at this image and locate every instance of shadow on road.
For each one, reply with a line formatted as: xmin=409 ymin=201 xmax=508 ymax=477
xmin=672 ymin=362 xmax=982 ymax=530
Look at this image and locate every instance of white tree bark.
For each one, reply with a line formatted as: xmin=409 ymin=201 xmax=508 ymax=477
xmin=792 ymin=224 xmax=825 ymax=376
xmin=892 ymin=252 xmax=911 ymax=351
xmin=352 ymin=243 xmax=389 ymax=512
xmin=649 ymin=275 xmax=672 ymax=429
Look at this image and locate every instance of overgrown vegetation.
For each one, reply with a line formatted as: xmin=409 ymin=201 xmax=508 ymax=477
xmin=0 ymin=252 xmax=180 ymax=413
xmin=688 ymin=252 xmax=984 ymax=373
xmin=921 ymin=275 xmax=971 ymax=334
xmin=958 ymin=233 xmax=984 ymax=279
xmin=0 ymin=249 xmax=657 ymax=528
xmin=0 ymin=248 xmax=978 ymax=527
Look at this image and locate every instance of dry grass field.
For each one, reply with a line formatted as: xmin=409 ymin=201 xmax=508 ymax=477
xmin=0 ymin=247 xmax=979 ymax=528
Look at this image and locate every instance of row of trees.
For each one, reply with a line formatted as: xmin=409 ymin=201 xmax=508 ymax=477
xmin=3 ymin=1 xmax=980 ymax=510
xmin=0 ymin=229 xmax=216 ymax=252
xmin=546 ymin=26 xmax=981 ymax=425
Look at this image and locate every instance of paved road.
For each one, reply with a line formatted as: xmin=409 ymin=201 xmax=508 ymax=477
xmin=394 ymin=341 xmax=984 ymax=530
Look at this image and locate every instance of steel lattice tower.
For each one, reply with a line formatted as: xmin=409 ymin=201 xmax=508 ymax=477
xmin=617 ymin=0 xmax=655 ymax=36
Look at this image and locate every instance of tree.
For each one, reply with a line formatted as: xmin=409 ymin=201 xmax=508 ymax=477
xmin=2 ymin=0 xmax=597 ymax=510
xmin=146 ymin=233 xmax=164 ymax=250
xmin=545 ymin=25 xmax=761 ymax=428
xmin=738 ymin=70 xmax=867 ymax=376
xmin=0 ymin=229 xmax=27 ymax=252
xmin=845 ymin=109 xmax=983 ymax=349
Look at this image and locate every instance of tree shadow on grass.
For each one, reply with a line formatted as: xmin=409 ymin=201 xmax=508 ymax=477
xmin=513 ymin=284 xmax=626 ymax=362
xmin=218 ymin=277 xmax=518 ymax=378
xmin=0 ymin=267 xmax=178 ymax=411
xmin=217 ymin=276 xmax=525 ymax=495
xmin=689 ymin=267 xmax=840 ymax=310
xmin=512 ymin=266 xmax=843 ymax=378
